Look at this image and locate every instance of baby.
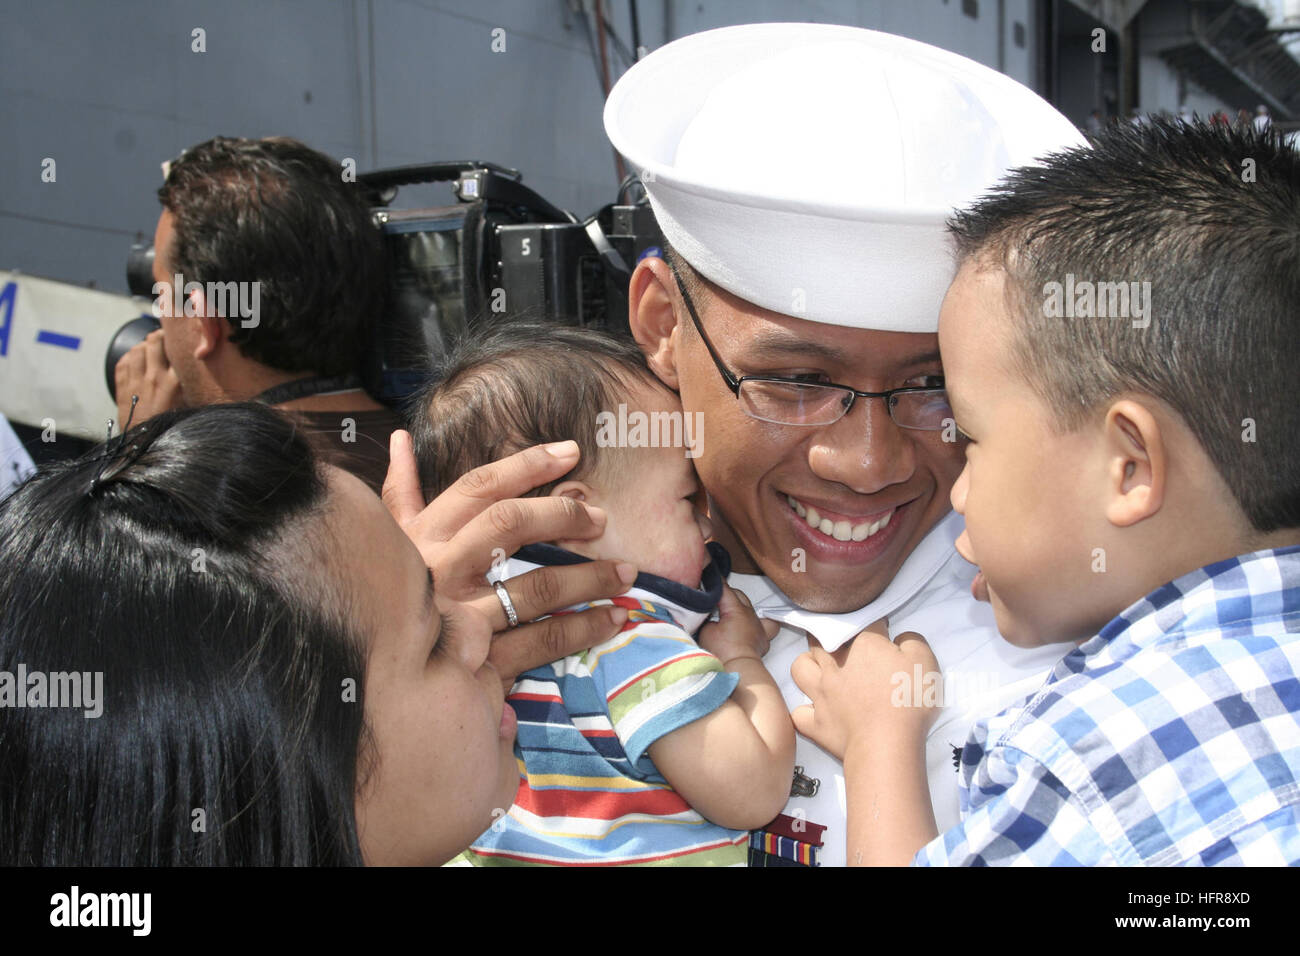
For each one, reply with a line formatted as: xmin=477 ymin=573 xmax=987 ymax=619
xmin=410 ymin=319 xmax=796 ymax=865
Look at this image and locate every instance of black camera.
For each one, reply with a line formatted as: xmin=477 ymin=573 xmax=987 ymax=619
xmin=112 ymin=161 xmax=663 ymax=403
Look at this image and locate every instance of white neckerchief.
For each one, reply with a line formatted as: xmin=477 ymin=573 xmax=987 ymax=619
xmin=728 ymin=510 xmax=966 ymax=650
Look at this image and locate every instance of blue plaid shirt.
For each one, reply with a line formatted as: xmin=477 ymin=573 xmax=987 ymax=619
xmin=916 ymin=545 xmax=1300 ymax=866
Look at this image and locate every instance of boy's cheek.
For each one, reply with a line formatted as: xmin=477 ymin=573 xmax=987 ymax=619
xmin=953 ymin=527 xmax=977 ymax=566
xmin=989 ymin=578 xmax=1091 ymax=648
xmin=984 ymin=581 xmax=1041 ymax=648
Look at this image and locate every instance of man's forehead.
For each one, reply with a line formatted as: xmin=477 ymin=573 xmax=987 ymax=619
xmin=720 ymin=314 xmax=942 ymax=368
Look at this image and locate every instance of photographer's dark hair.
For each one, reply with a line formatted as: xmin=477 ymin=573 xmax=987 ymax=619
xmin=158 ymin=136 xmax=386 ymax=378
xmin=409 ymin=318 xmax=652 ymax=499
xmin=0 ymin=403 xmax=368 ymax=865
xmin=949 ymin=118 xmax=1300 ymax=532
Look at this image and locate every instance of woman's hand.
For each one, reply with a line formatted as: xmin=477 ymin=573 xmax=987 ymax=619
xmin=382 ymin=430 xmax=636 ymax=686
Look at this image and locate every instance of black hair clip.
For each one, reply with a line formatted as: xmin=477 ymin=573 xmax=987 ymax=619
xmin=86 ymin=395 xmax=145 ymax=497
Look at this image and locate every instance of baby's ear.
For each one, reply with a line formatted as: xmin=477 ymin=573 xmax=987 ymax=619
xmin=1102 ymin=398 xmax=1166 ymax=527
xmin=551 ymin=480 xmax=604 ymax=558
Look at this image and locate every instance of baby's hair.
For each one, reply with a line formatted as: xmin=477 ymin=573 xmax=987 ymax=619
xmin=408 ymin=318 xmax=657 ymax=500
xmin=949 ymin=117 xmax=1300 ymax=532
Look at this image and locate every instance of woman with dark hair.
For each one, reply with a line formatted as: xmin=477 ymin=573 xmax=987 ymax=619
xmin=0 ymin=401 xmax=622 ymax=865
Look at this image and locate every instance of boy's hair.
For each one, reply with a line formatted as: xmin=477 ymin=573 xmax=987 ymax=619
xmin=158 ymin=136 xmax=387 ymax=378
xmin=408 ymin=319 xmax=655 ymax=499
xmin=949 ymin=118 xmax=1300 ymax=532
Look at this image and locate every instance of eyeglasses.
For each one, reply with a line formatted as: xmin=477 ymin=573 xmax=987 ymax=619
xmin=668 ymin=263 xmax=954 ymax=430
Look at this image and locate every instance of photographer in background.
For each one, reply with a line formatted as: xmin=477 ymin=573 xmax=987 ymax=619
xmin=115 ymin=136 xmax=401 ymax=494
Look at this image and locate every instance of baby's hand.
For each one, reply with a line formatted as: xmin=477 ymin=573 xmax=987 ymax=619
xmin=697 ymin=586 xmax=780 ymax=665
xmin=790 ymin=618 xmax=940 ymax=761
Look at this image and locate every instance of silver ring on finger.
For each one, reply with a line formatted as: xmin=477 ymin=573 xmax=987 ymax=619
xmin=493 ymin=580 xmax=520 ymax=629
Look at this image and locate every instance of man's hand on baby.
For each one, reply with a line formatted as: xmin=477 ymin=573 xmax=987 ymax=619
xmin=698 ymin=587 xmax=780 ymax=665
xmin=383 ymin=431 xmax=637 ymax=687
xmin=789 ymin=618 xmax=940 ymax=761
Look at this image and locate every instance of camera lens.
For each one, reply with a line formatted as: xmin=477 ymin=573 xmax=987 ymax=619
xmin=125 ymin=241 xmax=156 ymax=297
xmin=105 ymin=315 xmax=162 ymax=401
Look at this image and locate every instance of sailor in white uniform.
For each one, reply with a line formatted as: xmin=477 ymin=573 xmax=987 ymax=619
xmin=606 ymin=23 xmax=1086 ymax=865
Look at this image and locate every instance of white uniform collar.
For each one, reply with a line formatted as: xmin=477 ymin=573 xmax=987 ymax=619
xmin=729 ymin=510 xmax=966 ymax=652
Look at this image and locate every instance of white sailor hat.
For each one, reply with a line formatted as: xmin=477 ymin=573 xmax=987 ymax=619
xmin=603 ymin=23 xmax=1087 ymax=332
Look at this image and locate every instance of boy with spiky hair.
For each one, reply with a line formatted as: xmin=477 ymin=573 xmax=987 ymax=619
xmin=791 ymin=119 xmax=1300 ymax=865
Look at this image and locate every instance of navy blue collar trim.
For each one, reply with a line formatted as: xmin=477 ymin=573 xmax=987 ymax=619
xmin=513 ymin=541 xmax=731 ymax=613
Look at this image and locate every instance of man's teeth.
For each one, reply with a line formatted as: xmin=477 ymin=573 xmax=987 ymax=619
xmin=786 ymin=495 xmax=894 ymax=542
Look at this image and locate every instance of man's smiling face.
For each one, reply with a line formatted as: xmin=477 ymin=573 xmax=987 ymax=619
xmin=662 ymin=271 xmax=966 ymax=613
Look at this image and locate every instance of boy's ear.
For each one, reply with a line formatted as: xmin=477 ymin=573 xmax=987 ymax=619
xmin=1103 ymin=398 xmax=1166 ymax=527
xmin=551 ymin=480 xmax=593 ymax=504
xmin=628 ymin=257 xmax=682 ymax=390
